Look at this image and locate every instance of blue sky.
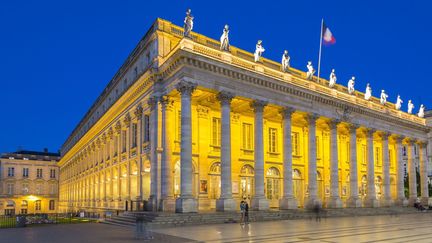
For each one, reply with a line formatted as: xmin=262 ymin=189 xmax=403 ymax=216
xmin=0 ymin=0 xmax=430 ymax=153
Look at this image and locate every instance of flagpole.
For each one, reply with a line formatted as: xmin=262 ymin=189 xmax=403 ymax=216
xmin=317 ymin=18 xmax=324 ymax=83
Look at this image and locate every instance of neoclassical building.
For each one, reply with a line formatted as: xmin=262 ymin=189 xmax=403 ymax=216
xmin=58 ymin=17 xmax=431 ymax=214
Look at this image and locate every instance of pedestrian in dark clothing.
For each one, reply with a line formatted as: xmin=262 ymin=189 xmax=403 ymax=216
xmin=313 ymin=202 xmax=321 ymax=222
xmin=245 ymin=201 xmax=249 ymax=224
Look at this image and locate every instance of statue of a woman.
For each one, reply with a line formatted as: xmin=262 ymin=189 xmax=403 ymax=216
xmin=281 ymin=50 xmax=290 ymax=72
xmin=380 ymin=90 xmax=388 ymax=105
xmin=418 ymin=104 xmax=425 ymax=118
xmin=347 ymin=77 xmax=355 ymax=94
xmin=329 ymin=69 xmax=337 ymax=87
xmin=364 ymin=83 xmax=372 ymax=100
xmin=407 ymin=100 xmax=414 ymax=114
xmin=220 ymin=25 xmax=230 ymax=51
xmin=184 ymin=9 xmax=194 ymax=38
xmin=306 ymin=61 xmax=315 ymax=80
xmin=254 ymin=40 xmax=265 ymax=62
xmin=395 ymin=95 xmax=403 ymax=110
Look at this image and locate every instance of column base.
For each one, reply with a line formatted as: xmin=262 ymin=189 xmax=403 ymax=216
xmin=346 ymin=197 xmax=362 ymax=208
xmin=216 ymin=198 xmax=237 ymax=212
xmin=304 ymin=197 xmax=322 ymax=209
xmin=251 ymin=197 xmax=269 ymax=211
xmin=408 ymin=196 xmax=418 ymax=206
xmin=363 ymin=197 xmax=380 ymax=208
xmin=159 ymin=198 xmax=176 ymax=212
xmin=395 ymin=197 xmax=409 ymax=206
xmin=326 ymin=197 xmax=343 ymax=208
xmin=147 ymin=196 xmax=158 ymax=212
xmin=175 ymin=197 xmax=198 ymax=213
xmin=420 ymin=197 xmax=429 ymax=206
xmin=380 ymin=197 xmax=394 ymax=207
xmin=279 ymin=197 xmax=298 ymax=210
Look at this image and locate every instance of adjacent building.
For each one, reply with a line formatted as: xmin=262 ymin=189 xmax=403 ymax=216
xmin=0 ymin=150 xmax=60 ymax=215
xmin=58 ymin=17 xmax=431 ymax=214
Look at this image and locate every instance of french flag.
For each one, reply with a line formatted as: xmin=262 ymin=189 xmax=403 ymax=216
xmin=322 ymin=22 xmax=336 ymax=45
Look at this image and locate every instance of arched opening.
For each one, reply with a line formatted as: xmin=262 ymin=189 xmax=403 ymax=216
xmin=293 ymin=169 xmax=303 ymax=207
xmin=390 ymin=176 xmax=397 ymax=199
xmin=208 ymin=162 xmax=221 ymax=200
xmin=240 ymin=165 xmax=254 ymax=200
xmin=360 ymin=175 xmax=367 ymax=198
xmin=266 ymin=167 xmax=281 ymax=208
xmin=375 ymin=176 xmax=383 ymax=199
xmin=317 ymin=171 xmax=324 ymax=201
xmin=173 ymin=160 xmax=198 ymax=199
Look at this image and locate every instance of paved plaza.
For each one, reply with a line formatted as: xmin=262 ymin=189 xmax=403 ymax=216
xmin=1 ymin=213 xmax=432 ymax=242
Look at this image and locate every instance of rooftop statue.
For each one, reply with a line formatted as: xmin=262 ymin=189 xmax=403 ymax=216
xmin=281 ymin=50 xmax=290 ymax=72
xmin=380 ymin=90 xmax=388 ymax=105
xmin=347 ymin=77 xmax=355 ymax=95
xmin=329 ymin=69 xmax=337 ymax=88
xmin=407 ymin=100 xmax=414 ymax=114
xmin=306 ymin=61 xmax=315 ymax=80
xmin=220 ymin=25 xmax=230 ymax=51
xmin=364 ymin=83 xmax=372 ymax=100
xmin=418 ymin=104 xmax=425 ymax=118
xmin=395 ymin=95 xmax=403 ymax=110
xmin=254 ymin=40 xmax=265 ymax=62
xmin=183 ymin=9 xmax=194 ymax=38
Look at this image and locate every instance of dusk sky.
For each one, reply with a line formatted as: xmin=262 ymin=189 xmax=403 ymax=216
xmin=1 ymin=1 xmax=431 ymax=153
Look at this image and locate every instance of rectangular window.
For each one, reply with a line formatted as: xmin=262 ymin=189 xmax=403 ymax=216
xmin=113 ymin=136 xmax=118 ymax=156
xmin=242 ymin=123 xmax=253 ymax=150
xmin=106 ymin=140 xmax=110 ymax=159
xmin=362 ymin=145 xmax=367 ymax=165
xmin=131 ymin=123 xmax=137 ymax=148
xmin=7 ymin=183 xmax=14 ymax=195
xmin=143 ymin=114 xmax=150 ymax=142
xmin=50 ymin=169 xmax=56 ymax=179
xmin=212 ymin=117 xmax=221 ymax=146
xmin=375 ymin=147 xmax=381 ymax=166
xmin=292 ymin=132 xmax=300 ymax=156
xmin=37 ymin=169 xmax=43 ymax=178
xmin=121 ymin=130 xmax=127 ymax=153
xmin=268 ymin=128 xmax=278 ymax=153
xmin=23 ymin=168 xmax=29 ymax=178
xmin=35 ymin=200 xmax=41 ymax=211
xmin=8 ymin=167 xmax=14 ymax=177
xmin=49 ymin=200 xmax=55 ymax=210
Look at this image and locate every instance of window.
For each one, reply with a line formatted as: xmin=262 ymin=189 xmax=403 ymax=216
xmin=22 ymin=183 xmax=29 ymax=194
xmin=50 ymin=169 xmax=56 ymax=179
xmin=113 ymin=136 xmax=118 ymax=156
xmin=242 ymin=123 xmax=253 ymax=150
xmin=37 ymin=169 xmax=43 ymax=178
xmin=268 ymin=128 xmax=278 ymax=153
xmin=49 ymin=200 xmax=55 ymax=210
xmin=389 ymin=149 xmax=394 ymax=169
xmin=23 ymin=168 xmax=29 ymax=178
xmin=316 ymin=136 xmax=320 ymax=159
xmin=177 ymin=110 xmax=182 ymax=141
xmin=375 ymin=147 xmax=381 ymax=166
xmin=7 ymin=167 xmax=14 ymax=177
xmin=361 ymin=144 xmax=367 ymax=165
xmin=292 ymin=132 xmax=300 ymax=156
xmin=212 ymin=118 xmax=221 ymax=146
xmin=131 ymin=123 xmax=137 ymax=148
xmin=121 ymin=130 xmax=126 ymax=153
xmin=143 ymin=114 xmax=150 ymax=142
xmin=35 ymin=200 xmax=41 ymax=211
xmin=7 ymin=183 xmax=14 ymax=195
xmin=106 ymin=140 xmax=110 ymax=159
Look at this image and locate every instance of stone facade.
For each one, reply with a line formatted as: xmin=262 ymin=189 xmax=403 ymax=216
xmin=58 ymin=18 xmax=431 ymax=214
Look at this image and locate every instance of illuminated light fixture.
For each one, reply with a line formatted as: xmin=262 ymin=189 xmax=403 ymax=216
xmin=27 ymin=195 xmax=38 ymax=202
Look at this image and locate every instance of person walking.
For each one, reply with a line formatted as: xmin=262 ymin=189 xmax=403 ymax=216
xmin=244 ymin=201 xmax=249 ymax=224
xmin=239 ymin=201 xmax=246 ymax=225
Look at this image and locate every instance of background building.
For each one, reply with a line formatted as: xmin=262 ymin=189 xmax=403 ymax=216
xmin=0 ymin=149 xmax=60 ymax=215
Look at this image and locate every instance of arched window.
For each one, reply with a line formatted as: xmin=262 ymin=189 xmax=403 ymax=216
xmin=292 ymin=169 xmax=303 ymax=207
xmin=21 ymin=200 xmax=28 ymax=207
xmin=375 ymin=176 xmax=383 ymax=199
xmin=240 ymin=165 xmax=254 ymax=200
xmin=209 ymin=162 xmax=221 ymax=199
xmin=361 ymin=175 xmax=367 ymax=197
xmin=266 ymin=167 xmax=281 ymax=201
xmin=317 ymin=171 xmax=324 ymax=200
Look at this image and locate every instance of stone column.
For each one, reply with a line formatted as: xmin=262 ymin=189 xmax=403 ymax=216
xmin=134 ymin=105 xmax=143 ymax=202
xmin=347 ymin=124 xmax=361 ymax=207
xmin=419 ymin=141 xmax=429 ymax=205
xmin=216 ymin=91 xmax=236 ymax=212
xmin=381 ymin=132 xmax=393 ymax=206
xmin=124 ymin=114 xmax=131 ymax=201
xmin=395 ymin=136 xmax=408 ymax=206
xmin=148 ymin=96 xmax=159 ymax=211
xmin=175 ymin=81 xmax=198 ymax=213
xmin=250 ymin=100 xmax=269 ymax=210
xmin=160 ymin=96 xmax=175 ymax=211
xmin=115 ymin=122 xmax=122 ymax=203
xmin=407 ymin=139 xmax=417 ymax=206
xmin=364 ymin=128 xmax=379 ymax=207
xmin=305 ymin=113 xmax=321 ymax=209
xmin=327 ymin=119 xmax=342 ymax=208
xmin=279 ymin=107 xmax=298 ymax=209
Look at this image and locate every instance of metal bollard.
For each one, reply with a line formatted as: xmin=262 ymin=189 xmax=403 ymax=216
xmin=135 ymin=216 xmax=153 ymax=240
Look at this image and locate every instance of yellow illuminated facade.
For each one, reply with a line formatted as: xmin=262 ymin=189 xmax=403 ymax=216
xmin=58 ymin=18 xmax=431 ymax=214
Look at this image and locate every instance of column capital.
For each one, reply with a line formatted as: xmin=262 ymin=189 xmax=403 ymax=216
xmin=147 ymin=96 xmax=159 ymax=111
xmin=107 ymin=128 xmax=114 ymax=140
xmin=176 ymin=81 xmax=197 ymax=96
xmin=280 ymin=107 xmax=295 ymax=118
xmin=160 ymin=95 xmax=173 ymax=106
xmin=367 ymin=128 xmax=377 ymax=137
xmin=381 ymin=131 xmax=391 ymax=141
xmin=349 ymin=123 xmax=360 ymax=133
xmin=306 ymin=113 xmax=320 ymax=124
xmin=134 ymin=105 xmax=143 ymax=119
xmin=417 ymin=140 xmax=428 ymax=146
xmin=395 ymin=135 xmax=405 ymax=143
xmin=114 ymin=121 xmax=122 ymax=134
xmin=328 ymin=118 xmax=341 ymax=129
xmin=123 ymin=113 xmax=131 ymax=127
xmin=217 ymin=91 xmax=235 ymax=105
xmin=250 ymin=100 xmax=268 ymax=112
